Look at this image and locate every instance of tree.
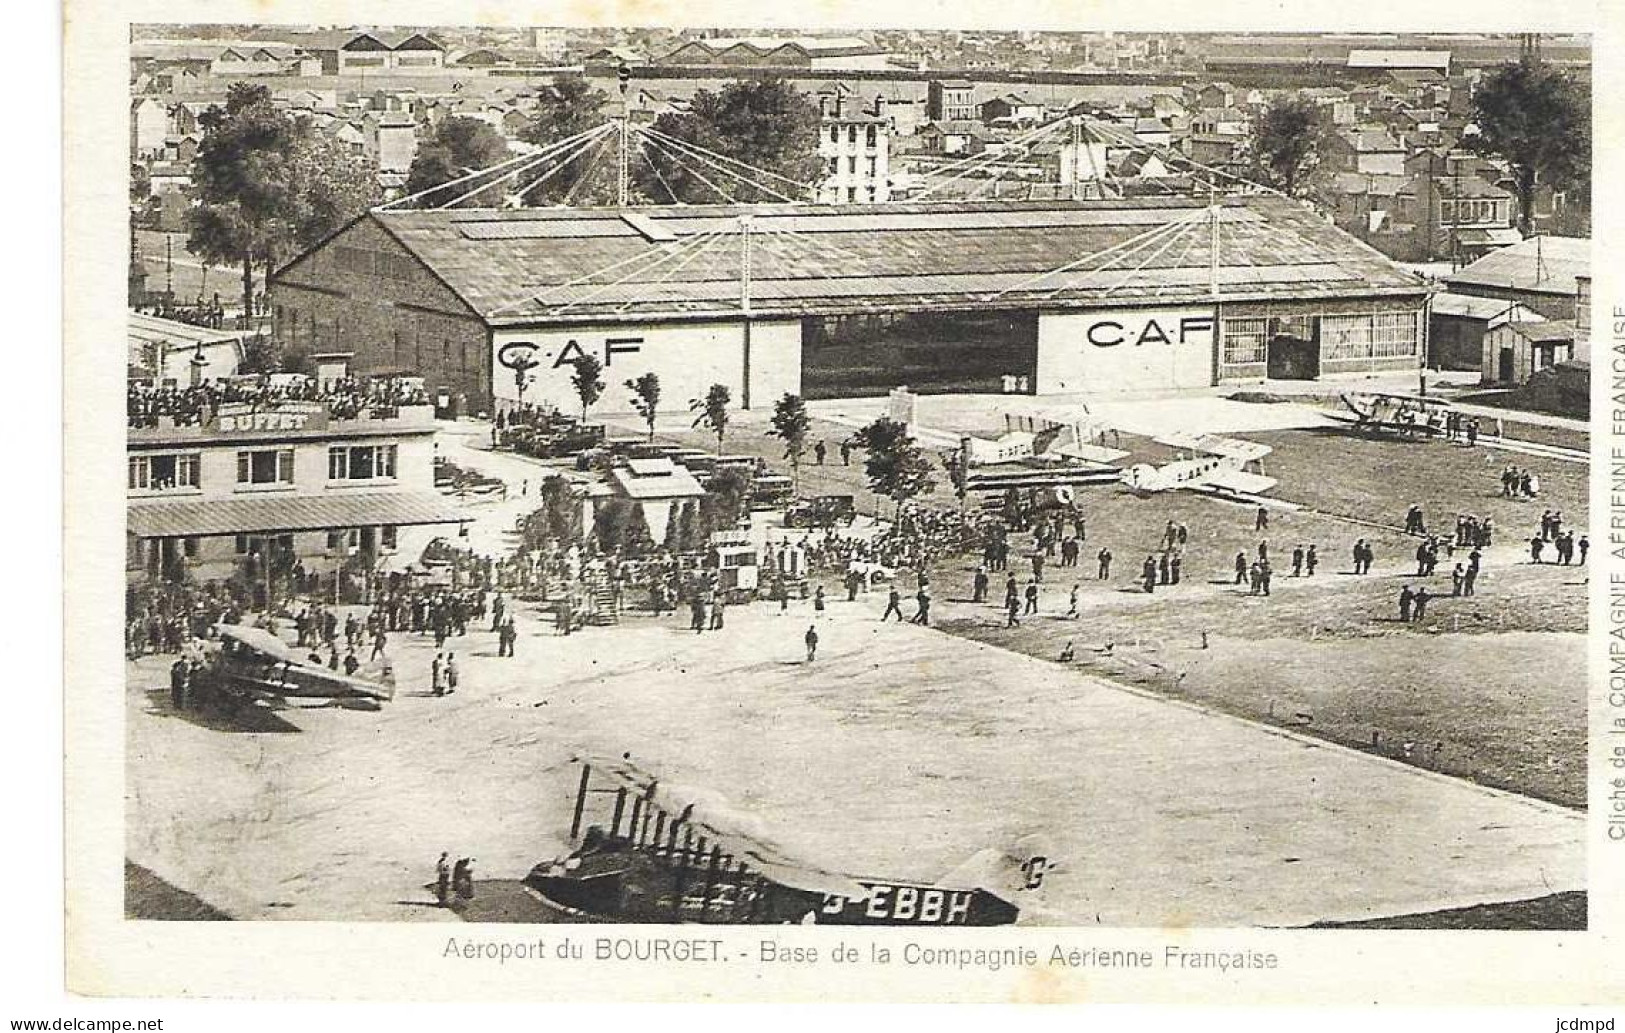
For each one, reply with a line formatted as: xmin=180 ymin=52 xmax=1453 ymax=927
xmin=635 ymin=78 xmax=822 ymax=204
xmin=1244 ymin=96 xmax=1331 ymax=200
xmin=853 ymin=417 xmax=937 ymax=517
xmin=188 ymin=83 xmax=380 ymax=323
xmin=186 ymin=83 xmax=301 ymax=323
xmin=626 ymin=372 xmax=662 ymax=441
xmin=690 ymin=383 xmax=731 ymax=453
xmin=768 ymin=392 xmax=812 ymax=489
xmin=405 ymin=116 xmax=513 ymax=206
xmin=1470 ymin=59 xmax=1591 ymax=236
xmin=519 ymin=75 xmax=615 ymax=205
xmin=699 ymin=464 xmax=753 ymax=537
xmin=571 ymin=354 xmax=604 ymax=424
xmin=592 ymin=498 xmax=654 ymax=555
xmin=521 ymin=475 xmax=584 ymax=546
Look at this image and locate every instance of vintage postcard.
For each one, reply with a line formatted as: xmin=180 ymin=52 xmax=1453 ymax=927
xmin=61 ymin=0 xmax=1625 ymax=1006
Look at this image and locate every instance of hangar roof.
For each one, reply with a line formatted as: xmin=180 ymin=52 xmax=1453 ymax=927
xmin=331 ymin=197 xmax=1426 ymax=326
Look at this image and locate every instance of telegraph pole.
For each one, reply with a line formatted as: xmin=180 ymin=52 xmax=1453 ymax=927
xmin=739 ymin=215 xmax=753 ymax=409
xmin=616 ymin=61 xmax=632 ymax=207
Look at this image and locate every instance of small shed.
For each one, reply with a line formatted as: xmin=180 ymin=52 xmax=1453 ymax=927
xmin=1481 ymin=319 xmax=1576 ymax=385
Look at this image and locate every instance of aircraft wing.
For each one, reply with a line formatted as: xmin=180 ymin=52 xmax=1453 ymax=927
xmin=214 ymin=623 xmax=394 ymax=701
xmin=576 ymin=756 xmax=872 ymax=902
xmin=1191 ymin=469 xmax=1277 ymax=495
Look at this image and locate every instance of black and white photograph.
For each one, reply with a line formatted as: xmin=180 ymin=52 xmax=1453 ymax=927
xmin=43 ymin=0 xmax=1623 ymax=1011
xmin=119 ymin=21 xmax=1594 ymax=931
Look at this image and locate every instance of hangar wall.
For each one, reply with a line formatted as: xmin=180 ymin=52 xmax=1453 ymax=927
xmin=1035 ymin=306 xmax=1217 ymax=394
xmin=490 ymin=318 xmax=801 ymax=416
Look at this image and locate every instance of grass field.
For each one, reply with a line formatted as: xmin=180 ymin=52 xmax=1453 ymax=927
xmin=615 ymin=408 xmax=1588 ymax=807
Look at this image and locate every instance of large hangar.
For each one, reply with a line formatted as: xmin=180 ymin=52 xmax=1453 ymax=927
xmin=269 ymin=197 xmax=1427 ymax=416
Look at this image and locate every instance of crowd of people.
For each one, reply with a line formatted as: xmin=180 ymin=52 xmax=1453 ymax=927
xmin=127 ymin=374 xmax=431 ymax=428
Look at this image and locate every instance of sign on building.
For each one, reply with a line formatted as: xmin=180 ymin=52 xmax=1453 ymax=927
xmin=1035 ymin=306 xmax=1217 ymax=393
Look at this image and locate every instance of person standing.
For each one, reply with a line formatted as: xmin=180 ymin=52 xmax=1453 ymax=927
xmin=804 ymin=624 xmax=819 ymax=662
xmin=710 ymin=597 xmax=726 ymax=631
xmin=973 ymin=566 xmax=989 ymax=603
xmin=814 ymin=440 xmax=827 ymax=466
xmin=1398 ymin=585 xmax=1415 ymax=623
xmin=1580 ymin=535 xmax=1591 ymax=564
xmin=1142 ymin=555 xmax=1157 ymax=594
xmin=882 ymin=587 xmax=904 ymax=622
xmin=1291 ymin=546 xmax=1305 ymax=577
xmin=1005 ymin=593 xmax=1021 ymax=628
xmin=1255 ymin=506 xmax=1269 ymax=532
xmin=1097 ymin=547 xmax=1112 ymax=580
xmin=431 ymin=652 xmax=445 ymax=697
xmin=1169 ymin=552 xmax=1182 ymax=585
xmin=1413 ymin=587 xmax=1430 ymax=622
xmin=1023 ymin=580 xmax=1040 ymax=615
xmin=814 ymin=585 xmax=826 ymax=613
xmin=1259 ymin=560 xmax=1273 ymax=597
xmin=840 ymin=441 xmax=851 ymax=466
xmin=435 ymin=852 xmax=451 ymax=907
xmin=1305 ymin=544 xmax=1318 ymax=576
xmin=169 ymin=657 xmax=190 ymax=711
xmin=1235 ymin=551 xmax=1248 ymax=585
xmin=911 ymin=588 xmax=932 ymax=625
xmin=1158 ymin=552 xmax=1171 ymax=586
xmin=1451 ymin=564 xmax=1465 ymax=597
xmin=1067 ymin=583 xmax=1080 ymax=619
xmin=444 ymin=654 xmax=458 ymax=695
xmin=1530 ymin=535 xmax=1545 ymax=564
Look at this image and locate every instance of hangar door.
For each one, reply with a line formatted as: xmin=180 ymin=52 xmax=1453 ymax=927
xmin=801 ymin=310 xmax=1039 ymax=399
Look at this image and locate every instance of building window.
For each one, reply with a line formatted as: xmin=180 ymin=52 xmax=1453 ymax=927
xmin=380 ymin=525 xmax=398 ymax=550
xmin=866 ymin=156 xmax=877 ymax=178
xmin=129 ymin=453 xmax=200 ymax=492
xmin=1322 ymin=312 xmax=1418 ymax=361
xmin=1221 ymin=317 xmax=1268 ymax=365
xmin=183 ymin=536 xmax=200 ymax=559
xmin=827 ymin=125 xmax=838 ymax=144
xmin=328 ymin=443 xmax=398 ymax=481
xmin=326 ymin=528 xmax=359 ymax=551
xmin=866 ymin=125 xmax=877 ymax=148
xmin=1371 ymin=311 xmax=1419 ymax=358
xmin=236 ymin=448 xmax=295 ymax=486
xmin=235 ymin=535 xmax=252 ymax=555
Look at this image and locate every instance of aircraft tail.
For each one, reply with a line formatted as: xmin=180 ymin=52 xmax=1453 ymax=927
xmin=939 ymin=832 xmax=1058 ymax=901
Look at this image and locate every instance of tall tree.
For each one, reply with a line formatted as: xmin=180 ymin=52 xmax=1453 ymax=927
xmin=1470 ymin=59 xmax=1591 ymax=235
xmin=768 ymin=392 xmax=812 ymax=489
xmin=405 ymin=116 xmax=513 ymax=206
xmin=853 ymin=417 xmax=937 ymax=517
xmin=187 ymin=84 xmax=379 ymax=322
xmin=571 ymin=354 xmax=605 ymax=424
xmin=636 ymin=78 xmax=822 ymax=204
xmin=690 ymin=383 xmax=731 ymax=453
xmin=186 ymin=83 xmax=301 ymax=322
xmin=519 ymin=75 xmax=616 ymax=205
xmin=1244 ymin=96 xmax=1330 ymax=200
xmin=626 ymin=372 xmax=662 ymax=441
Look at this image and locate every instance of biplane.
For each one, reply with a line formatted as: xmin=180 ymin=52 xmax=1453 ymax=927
xmin=522 ymin=756 xmax=1045 ymax=926
xmin=195 ymin=624 xmax=395 ymax=711
xmin=1331 ymin=391 xmax=1453 ymax=439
